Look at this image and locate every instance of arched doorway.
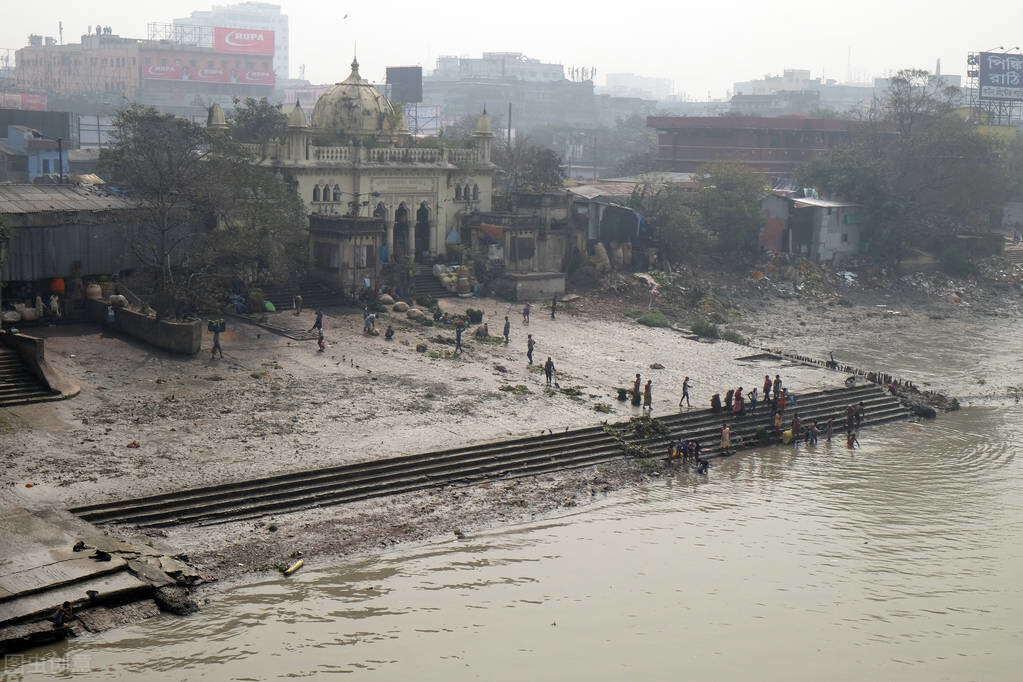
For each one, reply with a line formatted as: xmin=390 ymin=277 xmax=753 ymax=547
xmin=415 ymin=202 xmax=431 ymax=261
xmin=394 ymin=203 xmax=410 ymax=259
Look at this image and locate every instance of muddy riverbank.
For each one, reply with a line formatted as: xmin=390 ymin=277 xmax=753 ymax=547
xmin=1 ymin=270 xmax=1006 ymax=602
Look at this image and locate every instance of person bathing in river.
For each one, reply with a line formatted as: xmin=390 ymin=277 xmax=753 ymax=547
xmin=791 ymin=413 xmax=802 ymax=441
xmin=846 ymin=431 xmax=859 ymax=449
xmin=643 ymin=380 xmax=653 ymax=412
xmin=720 ymin=423 xmax=731 ymax=453
xmin=825 ymin=418 xmax=834 ymax=442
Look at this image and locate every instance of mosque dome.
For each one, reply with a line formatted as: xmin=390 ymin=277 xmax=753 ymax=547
xmin=311 ymin=58 xmax=398 ymax=138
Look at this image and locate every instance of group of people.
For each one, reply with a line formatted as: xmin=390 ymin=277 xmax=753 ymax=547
xmin=632 ymin=373 xmax=654 ymax=411
xmin=667 ymin=438 xmax=709 ymax=474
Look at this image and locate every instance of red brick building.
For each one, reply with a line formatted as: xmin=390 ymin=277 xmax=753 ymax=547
xmin=647 ymin=116 xmax=866 ymax=177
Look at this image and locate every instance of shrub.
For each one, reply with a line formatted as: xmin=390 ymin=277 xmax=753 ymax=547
xmin=624 ymin=309 xmax=643 ymax=319
xmin=465 ymin=308 xmax=484 ymax=324
xmin=419 ymin=318 xmax=434 ymax=327
xmin=415 ymin=294 xmax=437 ymax=309
xmin=720 ymin=329 xmax=747 ymax=345
xmin=637 ymin=310 xmax=670 ymax=328
xmin=691 ymin=318 xmax=719 ymax=338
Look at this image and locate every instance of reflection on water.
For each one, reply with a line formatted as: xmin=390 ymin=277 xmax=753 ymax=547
xmin=6 ymin=407 xmax=1022 ymax=681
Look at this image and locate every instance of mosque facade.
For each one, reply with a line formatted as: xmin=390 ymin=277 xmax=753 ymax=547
xmin=233 ymin=59 xmax=495 ymax=289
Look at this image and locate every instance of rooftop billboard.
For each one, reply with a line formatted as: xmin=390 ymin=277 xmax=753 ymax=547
xmin=978 ymin=52 xmax=1023 ymax=101
xmin=140 ymin=49 xmax=274 ymax=85
xmin=213 ymin=27 xmax=275 ymax=56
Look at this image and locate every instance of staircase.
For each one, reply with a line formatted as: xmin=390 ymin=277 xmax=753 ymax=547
xmin=412 ymin=265 xmax=455 ymax=299
xmin=0 ymin=347 xmax=58 ymax=407
xmin=1004 ymin=243 xmax=1023 ymax=267
xmin=256 ymin=280 xmax=343 ymax=311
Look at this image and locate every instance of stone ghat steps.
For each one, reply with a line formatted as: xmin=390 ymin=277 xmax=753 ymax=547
xmin=256 ymin=281 xmax=343 ymax=311
xmin=70 ymin=386 xmax=910 ymax=529
xmin=412 ymin=274 xmax=456 ymax=299
xmin=0 ymin=348 xmax=59 ymax=407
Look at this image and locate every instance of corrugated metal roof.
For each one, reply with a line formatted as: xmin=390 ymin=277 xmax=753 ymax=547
xmin=791 ymin=197 xmax=858 ymax=209
xmin=0 ymin=184 xmax=135 ymax=214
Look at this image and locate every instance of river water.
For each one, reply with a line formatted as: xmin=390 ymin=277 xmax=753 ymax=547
xmin=5 ymin=316 xmax=1023 ymax=681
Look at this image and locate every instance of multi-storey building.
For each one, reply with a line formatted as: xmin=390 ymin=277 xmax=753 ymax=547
xmin=172 ymin=2 xmax=289 ymax=80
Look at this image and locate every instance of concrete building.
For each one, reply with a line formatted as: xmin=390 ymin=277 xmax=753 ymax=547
xmin=647 ymin=116 xmax=865 ymax=178
xmin=761 ymin=189 xmax=864 ymax=263
xmin=14 ymin=28 xmax=275 ymax=117
xmin=432 ymin=53 xmax=563 ymax=83
xmin=3 ymin=126 xmax=67 ymax=180
xmin=16 ymin=30 xmax=141 ymax=101
xmin=603 ymin=73 xmax=673 ymax=100
xmin=240 ymin=59 xmax=496 ymax=290
xmin=172 ymin=2 xmax=289 ymax=80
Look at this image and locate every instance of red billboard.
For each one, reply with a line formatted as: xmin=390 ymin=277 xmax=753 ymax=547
xmin=214 ymin=27 xmax=275 ymax=55
xmin=140 ymin=50 xmax=274 ymax=85
xmin=1 ymin=93 xmax=47 ymax=110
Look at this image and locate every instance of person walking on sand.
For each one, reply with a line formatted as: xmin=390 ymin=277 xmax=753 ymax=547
xmin=317 ymin=325 xmax=325 ymax=352
xmin=522 ymin=302 xmax=531 ymax=324
xmin=455 ymin=321 xmax=464 ymax=353
xmin=527 ymin=334 xmax=535 ymax=364
xmin=643 ymin=379 xmax=653 ymax=411
xmin=211 ymin=327 xmax=223 ymax=359
xmin=679 ymin=376 xmax=692 ymax=408
xmin=544 ymin=356 xmax=556 ymax=386
xmin=551 ymin=295 xmax=558 ymax=320
xmin=503 ymin=316 xmax=510 ymax=344
xmin=309 ymin=309 xmax=323 ymax=333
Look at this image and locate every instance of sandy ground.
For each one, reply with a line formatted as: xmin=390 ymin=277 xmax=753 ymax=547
xmin=0 ymin=295 xmax=840 ymax=585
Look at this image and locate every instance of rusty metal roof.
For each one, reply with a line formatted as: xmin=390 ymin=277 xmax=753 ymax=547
xmin=0 ymin=183 xmax=136 ymax=214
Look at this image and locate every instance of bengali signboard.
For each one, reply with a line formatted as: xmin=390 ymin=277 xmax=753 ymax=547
xmin=214 ymin=27 xmax=275 ymax=55
xmin=979 ymin=52 xmax=1023 ymax=101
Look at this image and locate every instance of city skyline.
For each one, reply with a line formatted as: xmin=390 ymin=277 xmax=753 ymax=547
xmin=1 ymin=0 xmax=1017 ymax=99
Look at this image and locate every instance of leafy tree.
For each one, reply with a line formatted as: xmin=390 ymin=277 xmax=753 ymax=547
xmin=229 ymin=97 xmax=288 ymax=144
xmin=628 ymin=184 xmax=709 ymax=266
xmin=493 ymin=137 xmax=565 ymax=192
xmin=696 ymin=162 xmax=766 ymax=268
xmin=101 ymin=104 xmax=307 ymax=315
xmin=799 ymin=69 xmax=1012 ymax=262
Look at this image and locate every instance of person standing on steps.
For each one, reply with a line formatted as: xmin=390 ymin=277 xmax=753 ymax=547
xmin=679 ymin=376 xmax=692 ymax=408
xmin=527 ymin=334 xmax=535 ymax=364
xmin=503 ymin=316 xmax=511 ymax=344
xmin=544 ymin=356 xmax=556 ymax=386
xmin=720 ymin=423 xmax=731 ymax=454
xmin=773 ymin=374 xmax=782 ymax=401
xmin=551 ymin=295 xmax=557 ymax=320
xmin=643 ymin=379 xmax=653 ymax=412
xmin=763 ymin=375 xmax=773 ymax=403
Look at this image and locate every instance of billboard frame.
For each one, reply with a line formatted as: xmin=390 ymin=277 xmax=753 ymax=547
xmin=968 ymin=51 xmax=1023 ymax=126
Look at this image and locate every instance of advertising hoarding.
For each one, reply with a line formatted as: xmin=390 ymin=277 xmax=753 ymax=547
xmin=386 ymin=66 xmax=423 ymax=103
xmin=140 ymin=50 xmax=274 ymax=85
xmin=1 ymin=93 xmax=47 ymax=110
xmin=213 ymin=27 xmax=275 ymax=55
xmin=979 ymin=52 xmax=1023 ymax=101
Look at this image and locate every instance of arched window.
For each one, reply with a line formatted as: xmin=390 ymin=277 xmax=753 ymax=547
xmin=333 ymin=184 xmax=341 ymax=202
xmin=455 ymin=185 xmax=462 ymax=201
xmin=472 ymin=184 xmax=479 ymax=201
xmin=464 ymin=184 xmax=472 ymax=201
xmin=373 ymin=202 xmax=386 ymax=218
xmin=313 ymin=185 xmax=321 ymax=202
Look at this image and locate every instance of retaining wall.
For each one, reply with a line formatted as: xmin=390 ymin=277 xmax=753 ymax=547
xmin=85 ymin=299 xmax=202 ymax=355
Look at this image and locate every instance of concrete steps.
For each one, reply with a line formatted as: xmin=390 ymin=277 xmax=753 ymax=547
xmin=0 ymin=348 xmax=58 ymax=407
xmin=413 ymin=266 xmax=456 ymax=299
xmin=256 ymin=280 xmax=343 ymax=311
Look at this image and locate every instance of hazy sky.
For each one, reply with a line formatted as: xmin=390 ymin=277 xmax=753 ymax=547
xmin=2 ymin=0 xmax=1019 ymax=98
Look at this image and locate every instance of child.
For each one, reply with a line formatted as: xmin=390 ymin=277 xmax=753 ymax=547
xmin=317 ymin=327 xmax=325 ymax=352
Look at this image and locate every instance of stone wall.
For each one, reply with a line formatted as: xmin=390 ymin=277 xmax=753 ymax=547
xmin=85 ymin=299 xmax=202 ymax=355
xmin=492 ymin=272 xmax=565 ymax=301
